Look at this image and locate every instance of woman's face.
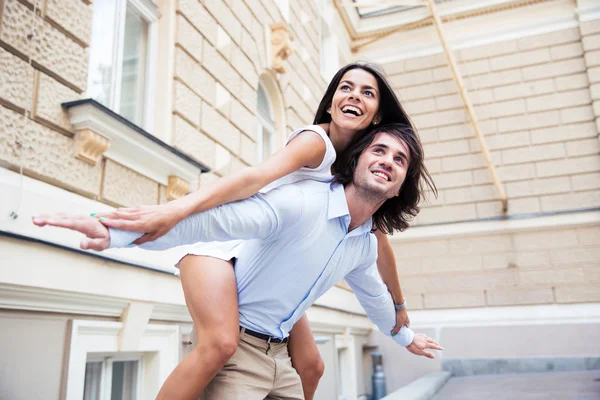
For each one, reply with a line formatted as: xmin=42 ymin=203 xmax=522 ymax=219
xmin=328 ymin=68 xmax=381 ymax=133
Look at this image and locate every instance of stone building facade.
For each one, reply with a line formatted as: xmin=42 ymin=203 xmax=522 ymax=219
xmin=0 ymin=0 xmax=599 ymax=399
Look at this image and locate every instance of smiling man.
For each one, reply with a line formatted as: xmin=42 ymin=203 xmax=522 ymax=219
xmin=34 ymin=123 xmax=441 ymax=399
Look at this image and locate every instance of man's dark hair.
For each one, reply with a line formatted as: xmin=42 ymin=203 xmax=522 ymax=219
xmin=333 ymin=123 xmax=437 ymax=234
xmin=313 ymin=61 xmax=413 ymax=129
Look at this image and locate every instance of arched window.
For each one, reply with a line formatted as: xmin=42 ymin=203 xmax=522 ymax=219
xmin=256 ymin=81 xmax=276 ymax=162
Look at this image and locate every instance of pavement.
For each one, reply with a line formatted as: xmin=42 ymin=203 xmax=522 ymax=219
xmin=432 ymin=370 xmax=600 ymax=400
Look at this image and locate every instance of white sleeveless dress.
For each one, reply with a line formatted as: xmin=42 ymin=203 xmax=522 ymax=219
xmin=168 ymin=124 xmax=336 ymax=264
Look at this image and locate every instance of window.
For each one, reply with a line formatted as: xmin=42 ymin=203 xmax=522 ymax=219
xmin=319 ymin=2 xmax=340 ymax=81
xmin=65 ymin=320 xmax=179 ymax=399
xmin=256 ymin=82 xmax=276 ymax=162
xmin=86 ymin=0 xmax=158 ymax=129
xmin=83 ymin=355 xmax=141 ymax=400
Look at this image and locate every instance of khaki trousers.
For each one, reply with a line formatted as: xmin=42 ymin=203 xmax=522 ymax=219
xmin=202 ymin=329 xmax=304 ymax=400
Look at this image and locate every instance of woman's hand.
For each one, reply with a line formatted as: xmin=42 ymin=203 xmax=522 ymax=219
xmin=94 ymin=202 xmax=185 ymax=245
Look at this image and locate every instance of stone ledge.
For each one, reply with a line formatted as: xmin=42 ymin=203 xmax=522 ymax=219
xmin=63 ymin=99 xmax=209 ymax=186
xmin=382 ymin=371 xmax=451 ymax=400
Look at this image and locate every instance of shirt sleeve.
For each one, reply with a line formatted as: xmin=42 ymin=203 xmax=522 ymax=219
xmin=109 ymin=186 xmax=304 ymax=250
xmin=344 ymin=249 xmax=415 ymax=347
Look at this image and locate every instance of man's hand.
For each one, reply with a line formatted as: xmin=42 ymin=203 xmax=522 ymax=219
xmin=94 ymin=202 xmax=184 ymax=245
xmin=406 ymin=333 xmax=443 ymax=359
xmin=391 ymin=308 xmax=410 ymax=335
xmin=32 ymin=214 xmax=110 ymax=251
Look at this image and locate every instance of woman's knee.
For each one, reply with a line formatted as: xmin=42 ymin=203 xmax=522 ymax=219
xmin=196 ymin=327 xmax=239 ymax=361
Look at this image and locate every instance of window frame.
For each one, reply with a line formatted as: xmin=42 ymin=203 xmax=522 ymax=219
xmin=256 ymin=81 xmax=276 ymax=163
xmin=65 ymin=319 xmax=179 ymax=399
xmin=84 ymin=353 xmax=144 ymax=400
xmin=86 ymin=0 xmax=159 ymax=131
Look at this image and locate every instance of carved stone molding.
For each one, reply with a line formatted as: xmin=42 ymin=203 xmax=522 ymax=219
xmin=270 ymin=23 xmax=294 ymax=73
xmin=167 ymin=175 xmax=190 ymax=200
xmin=75 ymin=129 xmax=110 ymax=165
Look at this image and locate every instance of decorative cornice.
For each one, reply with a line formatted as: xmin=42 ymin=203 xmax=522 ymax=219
xmin=63 ymin=99 xmax=208 ymax=186
xmin=167 ymin=175 xmax=190 ymax=200
xmin=270 ymin=23 xmax=294 ymax=73
xmin=74 ymin=129 xmax=110 ymax=165
xmin=390 ymin=209 xmax=600 ymax=243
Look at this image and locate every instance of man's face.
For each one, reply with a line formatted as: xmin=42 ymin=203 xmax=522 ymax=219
xmin=353 ymin=132 xmax=411 ymax=200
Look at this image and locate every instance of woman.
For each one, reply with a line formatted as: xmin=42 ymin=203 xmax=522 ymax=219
xmin=95 ymin=62 xmax=432 ymax=400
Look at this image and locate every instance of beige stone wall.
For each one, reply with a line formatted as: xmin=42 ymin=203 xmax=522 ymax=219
xmin=173 ymin=0 xmax=329 ymax=180
xmin=579 ymin=17 xmax=600 ymax=140
xmin=392 ymin=220 xmax=600 ymax=309
xmin=0 ymin=0 xmax=164 ymax=207
xmin=382 ymin=27 xmax=600 ymax=224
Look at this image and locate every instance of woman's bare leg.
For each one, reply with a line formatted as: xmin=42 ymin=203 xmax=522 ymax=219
xmin=156 ymin=255 xmax=239 ymax=400
xmin=288 ymin=314 xmax=325 ymax=400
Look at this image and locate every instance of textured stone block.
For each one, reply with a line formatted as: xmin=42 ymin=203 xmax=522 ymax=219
xmin=434 ymin=95 xmax=462 ymax=111
xmin=555 ymin=73 xmax=589 ymax=92
xmin=465 ymin=69 xmax=521 ymax=90
xmin=550 ymin=247 xmax=600 ymax=265
xmin=530 ymin=121 xmax=597 ymax=144
xmin=497 ymin=164 xmax=535 ymax=182
xmin=45 ymin=0 xmax=92 ymax=45
xmin=459 ymin=40 xmax=518 ymax=62
xmin=506 ymin=177 xmax=571 ymax=198
xmin=403 ymin=53 xmax=446 ymax=72
xmin=423 ymin=139 xmax=469 ymax=158
xmin=174 ymin=47 xmax=216 ymax=106
xmin=578 ymin=226 xmax=600 ymax=245
xmin=417 ymin=203 xmax=477 ymax=224
xmin=402 ymin=80 xmax=458 ymax=101
xmin=497 ymin=110 xmax=560 ymax=134
xmin=230 ymin=99 xmax=257 ymax=141
xmin=555 ymin=284 xmax=600 ymax=303
xmin=572 ymin=172 xmax=600 ymax=191
xmin=513 ymin=230 xmax=578 ymax=251
xmin=176 ymin=14 xmax=203 ymax=61
xmin=204 ymin=0 xmax=242 ymax=44
xmin=0 ymin=104 xmax=102 ymax=195
xmin=550 ymin=42 xmax=584 ymax=61
xmin=173 ymin=80 xmax=202 ymax=127
xmin=1 ymin=0 xmax=88 ymax=91
xmin=441 ymin=153 xmax=486 ymax=173
xmin=0 ymin=46 xmax=33 ymax=111
xmin=518 ymin=268 xmax=585 ymax=287
xmin=460 ymin=59 xmax=491 ymax=77
xmin=527 ymin=89 xmax=591 ymax=113
xmin=476 ymin=99 xmax=525 ymax=120
xmin=35 ymin=72 xmax=80 ymax=132
xmin=437 ymin=123 xmax=474 ymax=141
xmin=502 ymin=143 xmax=565 ymax=165
xmin=582 ymin=33 xmax=600 ymax=52
xmin=540 ymin=190 xmax=600 ymax=212
xmin=177 ymin=0 xmax=217 ymax=45
xmin=487 ymin=288 xmax=554 ymax=306
xmin=585 ymin=49 xmax=600 ymax=67
xmin=239 ymin=133 xmax=257 ymax=165
xmin=102 ymin=159 xmax=159 ymax=207
xmin=589 ymin=66 xmax=600 ymax=84
xmin=476 ymin=201 xmax=504 ymax=219
xmin=424 ymin=291 xmax=485 ymax=309
xmin=421 ymin=255 xmax=482 ymax=274
xmin=390 ymin=69 xmax=434 ymax=88
xmin=561 ymin=105 xmax=595 ymax=124
xmin=202 ymin=41 xmax=241 ymax=97
xmin=536 ymin=155 xmax=600 ymax=178
xmin=493 ymin=79 xmax=555 ymax=102
xmin=412 ymin=109 xmax=467 ymax=129
xmin=507 ymin=197 xmax=541 ymax=215
xmin=517 ymin=28 xmax=580 ymax=51
xmin=172 ymin=114 xmax=216 ymax=169
xmin=522 ymin=58 xmax=586 ymax=81
xmin=449 ymin=235 xmax=513 ymax=255
xmin=230 ymin=0 xmax=254 ymax=33
xmin=231 ymin=47 xmax=258 ymax=88
xmin=201 ymin=102 xmax=240 ymax=154
xmin=490 ymin=48 xmax=550 ymax=72
xmin=433 ymin=170 xmax=473 ymax=190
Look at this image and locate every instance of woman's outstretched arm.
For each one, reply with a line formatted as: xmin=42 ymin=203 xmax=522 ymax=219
xmin=97 ymin=130 xmax=327 ymax=244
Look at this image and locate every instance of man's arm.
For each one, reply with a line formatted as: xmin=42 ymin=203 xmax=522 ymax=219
xmin=110 ymin=186 xmax=304 ymax=251
xmin=344 ymin=257 xmax=415 ymax=347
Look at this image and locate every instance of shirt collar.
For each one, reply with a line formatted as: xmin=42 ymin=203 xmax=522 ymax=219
xmin=328 ymin=183 xmax=373 ymax=235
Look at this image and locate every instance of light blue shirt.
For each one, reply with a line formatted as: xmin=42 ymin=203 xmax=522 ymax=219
xmin=110 ymin=180 xmax=415 ymax=346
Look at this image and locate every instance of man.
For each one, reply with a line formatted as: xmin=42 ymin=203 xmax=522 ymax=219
xmin=34 ymin=124 xmax=442 ymax=399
